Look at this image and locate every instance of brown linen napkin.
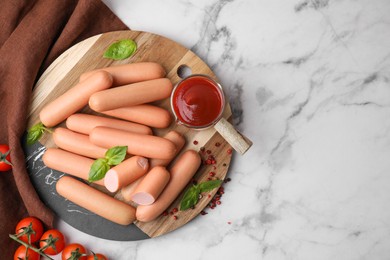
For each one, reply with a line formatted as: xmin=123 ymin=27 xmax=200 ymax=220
xmin=0 ymin=0 xmax=128 ymax=256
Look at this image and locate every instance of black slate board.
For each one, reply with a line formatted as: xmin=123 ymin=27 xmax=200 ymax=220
xmin=24 ymin=135 xmax=149 ymax=241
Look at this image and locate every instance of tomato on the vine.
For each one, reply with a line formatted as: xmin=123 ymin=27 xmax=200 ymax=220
xmin=62 ymin=243 xmax=87 ymax=260
xmin=0 ymin=144 xmax=12 ymax=171
xmin=86 ymin=253 xmax=108 ymax=260
xmin=15 ymin=216 xmax=44 ymax=244
xmin=14 ymin=245 xmax=40 ymax=260
xmin=39 ymin=229 xmax=65 ymax=255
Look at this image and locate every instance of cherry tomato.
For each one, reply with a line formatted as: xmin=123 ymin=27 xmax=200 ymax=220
xmin=15 ymin=216 xmax=44 ymax=244
xmin=62 ymin=243 xmax=87 ymax=260
xmin=86 ymin=253 xmax=108 ymax=260
xmin=14 ymin=245 xmax=40 ymax=260
xmin=0 ymin=144 xmax=12 ymax=171
xmin=39 ymin=229 xmax=65 ymax=255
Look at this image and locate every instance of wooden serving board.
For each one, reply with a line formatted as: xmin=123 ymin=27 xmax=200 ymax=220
xmin=26 ymin=30 xmax=233 ymax=240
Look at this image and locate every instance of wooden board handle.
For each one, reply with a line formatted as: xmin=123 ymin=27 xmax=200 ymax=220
xmin=214 ymin=118 xmax=252 ymax=155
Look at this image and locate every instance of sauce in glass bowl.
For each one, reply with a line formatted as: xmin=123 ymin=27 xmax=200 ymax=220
xmin=171 ymin=75 xmax=225 ymax=129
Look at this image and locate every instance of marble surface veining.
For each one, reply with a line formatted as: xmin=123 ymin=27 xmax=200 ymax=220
xmin=51 ymin=0 xmax=390 ymax=259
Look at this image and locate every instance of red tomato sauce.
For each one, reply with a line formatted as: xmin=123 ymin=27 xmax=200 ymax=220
xmin=172 ymin=76 xmax=224 ymax=127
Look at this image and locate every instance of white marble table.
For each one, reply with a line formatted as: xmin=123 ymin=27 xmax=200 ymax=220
xmin=54 ymin=0 xmax=390 ymax=259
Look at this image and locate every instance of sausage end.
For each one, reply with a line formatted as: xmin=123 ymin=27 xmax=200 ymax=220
xmin=135 ymin=207 xmax=154 ymax=222
xmin=89 ymin=93 xmax=105 ymax=112
xmin=104 ymin=169 xmax=120 ymax=193
xmin=131 ymin=192 xmax=155 ymax=206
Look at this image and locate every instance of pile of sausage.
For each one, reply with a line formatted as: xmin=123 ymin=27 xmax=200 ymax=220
xmin=40 ymin=62 xmax=201 ymax=225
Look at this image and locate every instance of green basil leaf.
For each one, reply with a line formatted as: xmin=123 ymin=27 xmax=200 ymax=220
xmin=88 ymin=158 xmax=110 ymax=182
xmin=105 ymin=146 xmax=127 ymax=166
xmin=103 ymin=39 xmax=137 ymax=60
xmin=199 ymin=180 xmax=223 ymax=193
xmin=26 ymin=122 xmax=46 ymax=145
xmin=179 ymin=185 xmax=200 ymax=211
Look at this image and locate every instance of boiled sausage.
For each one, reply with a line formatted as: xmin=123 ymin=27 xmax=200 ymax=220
xmin=40 ymin=71 xmax=112 ymax=127
xmin=66 ymin=113 xmax=152 ymax=135
xmin=102 ymin=104 xmax=171 ymax=129
xmin=79 ymin=62 xmax=166 ymax=86
xmin=43 ymin=148 xmax=104 ymax=186
xmin=89 ymin=126 xmax=176 ymax=160
xmin=136 ymin=150 xmax=201 ymax=222
xmin=56 ymin=176 xmax=136 ymax=225
xmin=89 ymin=78 xmax=173 ymax=112
xmin=130 ymin=166 xmax=170 ymax=205
xmin=53 ymin=127 xmax=107 ymax=159
xmin=104 ymin=156 xmax=149 ymax=193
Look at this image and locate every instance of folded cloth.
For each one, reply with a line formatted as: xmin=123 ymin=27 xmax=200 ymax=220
xmin=0 ymin=0 xmax=128 ymax=256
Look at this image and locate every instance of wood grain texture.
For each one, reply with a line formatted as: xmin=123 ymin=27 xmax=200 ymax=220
xmin=27 ymin=30 xmax=233 ymax=238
